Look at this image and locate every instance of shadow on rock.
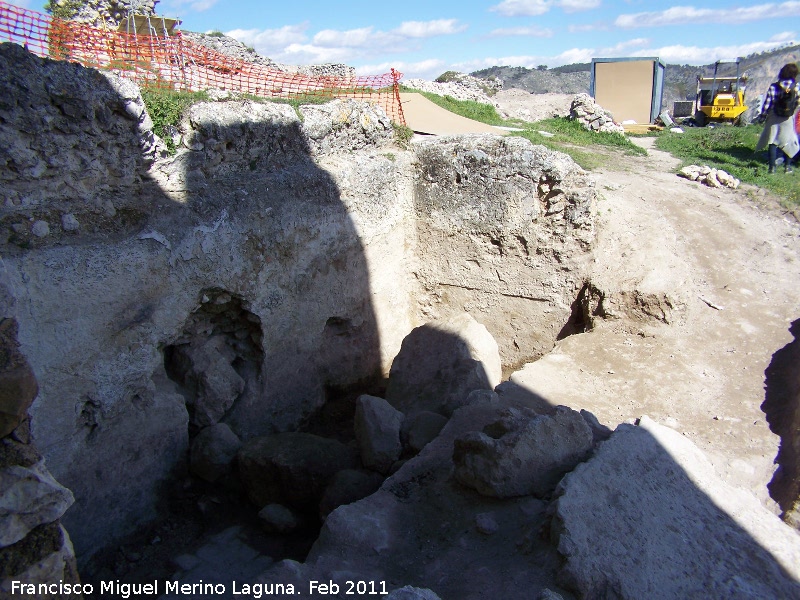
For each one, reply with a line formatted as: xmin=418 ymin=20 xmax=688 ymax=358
xmin=763 ymin=318 xmax=800 ymax=526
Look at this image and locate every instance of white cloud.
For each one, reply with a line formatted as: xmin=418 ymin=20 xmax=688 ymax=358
xmin=227 ymin=18 xmax=465 ymax=69
xmin=270 ymin=43 xmax=356 ymax=66
xmin=490 ymin=0 xmax=600 ymax=16
xmin=226 ymin=24 xmax=309 ymax=55
xmin=394 ymin=19 xmax=467 ymax=38
xmin=313 ymin=27 xmax=387 ymax=48
xmin=616 ymin=2 xmax=800 ymax=28
xmin=356 ymin=58 xmax=447 ymax=79
xmin=558 ymin=0 xmax=602 ymax=12
xmin=451 ymin=34 xmax=798 ymax=76
xmin=490 ymin=0 xmax=552 ymax=17
xmin=488 ymin=26 xmax=554 ymax=37
xmin=568 ymin=22 xmax=609 ymax=33
xmin=632 ymin=38 xmax=799 ymax=64
xmin=161 ymin=0 xmax=219 ymax=13
xmin=770 ymin=31 xmax=797 ymax=42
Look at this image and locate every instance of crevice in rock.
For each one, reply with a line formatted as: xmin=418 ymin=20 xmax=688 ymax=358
xmin=163 ymin=288 xmax=264 ymax=437
xmin=557 ymin=282 xmax=590 ymax=340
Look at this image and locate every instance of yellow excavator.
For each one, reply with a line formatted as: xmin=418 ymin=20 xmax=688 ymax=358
xmin=694 ymin=59 xmax=748 ymax=126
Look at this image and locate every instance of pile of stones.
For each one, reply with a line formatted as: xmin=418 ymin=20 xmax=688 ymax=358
xmin=72 ymin=0 xmax=157 ymax=27
xmin=403 ymin=73 xmax=502 ymax=105
xmin=569 ymin=93 xmax=625 ymax=135
xmin=678 ymin=165 xmax=741 ymax=189
xmin=181 ymin=31 xmax=356 ymax=79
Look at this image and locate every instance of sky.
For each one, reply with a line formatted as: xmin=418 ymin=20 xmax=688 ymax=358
xmin=10 ymin=1 xmax=800 ymax=79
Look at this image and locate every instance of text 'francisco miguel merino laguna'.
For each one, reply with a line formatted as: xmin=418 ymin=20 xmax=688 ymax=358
xmin=12 ymin=579 xmax=389 ymax=597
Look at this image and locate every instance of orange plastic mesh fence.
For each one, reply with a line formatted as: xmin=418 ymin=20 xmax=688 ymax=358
xmin=0 ymin=1 xmax=406 ymax=125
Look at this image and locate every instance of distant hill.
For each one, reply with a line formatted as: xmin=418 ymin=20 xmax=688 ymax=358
xmin=472 ymin=65 xmax=589 ymax=95
xmin=471 ymin=44 xmax=800 ymax=121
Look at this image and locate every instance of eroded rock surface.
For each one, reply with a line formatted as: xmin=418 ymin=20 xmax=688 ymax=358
xmin=354 ymin=395 xmax=404 ymax=474
xmin=0 ymin=42 xmax=598 ymax=565
xmin=0 ymin=319 xmax=81 ymax=594
xmin=553 ymin=417 xmax=800 ymax=599
xmin=386 ymin=313 xmax=502 ymax=417
xmin=412 ymin=135 xmax=595 ymax=369
xmin=238 ymin=433 xmax=360 ymax=511
xmin=453 ymin=405 xmax=593 ymax=498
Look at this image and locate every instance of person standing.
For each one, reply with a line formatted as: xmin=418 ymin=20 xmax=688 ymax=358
xmin=757 ymin=63 xmax=799 ymax=174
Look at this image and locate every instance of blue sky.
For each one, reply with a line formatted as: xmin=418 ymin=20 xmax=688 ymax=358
xmin=12 ymin=1 xmax=800 ymax=79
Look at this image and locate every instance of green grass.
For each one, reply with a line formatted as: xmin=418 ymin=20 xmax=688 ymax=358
xmin=400 ymin=87 xmax=511 ymax=126
xmin=653 ymin=124 xmax=800 ymax=207
xmin=140 ymin=87 xmax=209 ymax=154
xmin=399 ymin=87 xmax=646 ymax=169
xmin=512 ymin=118 xmax=647 ymax=169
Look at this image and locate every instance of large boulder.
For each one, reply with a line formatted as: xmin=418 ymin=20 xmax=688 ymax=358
xmin=386 ymin=313 xmax=501 ymax=417
xmin=0 ymin=461 xmax=74 ymax=547
xmin=318 ymin=469 xmax=384 ymax=519
xmin=385 ymin=586 xmax=442 ymax=600
xmin=402 ymin=411 xmax=449 ymax=455
xmin=354 ymin=395 xmax=404 ymax=474
xmin=553 ymin=417 xmax=800 ymax=599
xmin=453 ymin=406 xmax=593 ymax=498
xmin=167 ymin=336 xmax=245 ymax=429
xmin=237 ymin=433 xmax=359 ymax=510
xmin=190 ymin=423 xmax=242 ymax=483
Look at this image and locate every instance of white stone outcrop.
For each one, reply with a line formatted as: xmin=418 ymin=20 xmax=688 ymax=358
xmin=404 ymin=73 xmax=502 ymax=105
xmin=678 ymin=164 xmax=741 ymax=189
xmin=553 ymin=417 xmax=800 ymax=599
xmin=570 ymin=93 xmax=625 ymax=134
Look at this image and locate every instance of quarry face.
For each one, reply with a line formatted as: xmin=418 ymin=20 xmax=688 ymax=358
xmin=2 ymin=42 xmax=800 ymax=599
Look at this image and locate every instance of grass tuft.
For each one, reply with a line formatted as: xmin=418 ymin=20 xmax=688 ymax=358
xmin=140 ymin=87 xmax=209 ymax=154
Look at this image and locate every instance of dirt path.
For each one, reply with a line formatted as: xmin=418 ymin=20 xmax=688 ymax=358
xmin=509 ymin=135 xmax=800 ymax=509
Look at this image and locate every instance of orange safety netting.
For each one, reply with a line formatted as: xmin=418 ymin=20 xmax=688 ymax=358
xmin=0 ymin=1 xmax=405 ymax=125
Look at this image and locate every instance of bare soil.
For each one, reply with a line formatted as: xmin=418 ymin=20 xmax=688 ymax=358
xmin=492 ymin=89 xmax=573 ymax=122
xmin=492 ymin=90 xmax=800 ymax=511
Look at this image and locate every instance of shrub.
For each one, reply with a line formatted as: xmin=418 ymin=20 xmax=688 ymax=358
xmin=140 ymin=87 xmax=209 ymax=154
xmin=44 ymin=0 xmax=82 ymax=20
xmin=434 ymin=71 xmax=460 ymax=83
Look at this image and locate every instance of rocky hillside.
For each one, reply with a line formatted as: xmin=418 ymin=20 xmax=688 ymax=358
xmin=472 ymin=44 xmax=800 ymax=120
xmin=473 ymin=65 xmax=590 ymax=95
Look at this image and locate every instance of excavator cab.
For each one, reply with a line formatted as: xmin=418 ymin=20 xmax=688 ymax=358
xmin=695 ymin=59 xmax=748 ymax=126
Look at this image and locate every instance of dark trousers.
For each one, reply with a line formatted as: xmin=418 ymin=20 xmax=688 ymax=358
xmin=769 ymin=144 xmax=794 ymax=169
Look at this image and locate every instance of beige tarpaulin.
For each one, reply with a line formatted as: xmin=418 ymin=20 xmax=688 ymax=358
xmin=399 ymin=92 xmax=508 ymax=136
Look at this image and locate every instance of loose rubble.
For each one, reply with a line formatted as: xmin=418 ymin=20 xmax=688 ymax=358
xmin=570 ymin=93 xmax=625 ymax=134
xmin=403 ymin=72 xmax=502 ymax=105
xmin=678 ymin=164 xmax=741 ymax=189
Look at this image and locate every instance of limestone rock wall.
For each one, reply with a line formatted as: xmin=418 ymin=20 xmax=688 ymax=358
xmin=411 ymin=136 xmax=596 ymax=370
xmin=0 ymin=319 xmax=81 ymax=596
xmin=0 ymin=43 xmax=415 ymax=556
xmin=0 ymin=42 xmax=594 ymax=562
